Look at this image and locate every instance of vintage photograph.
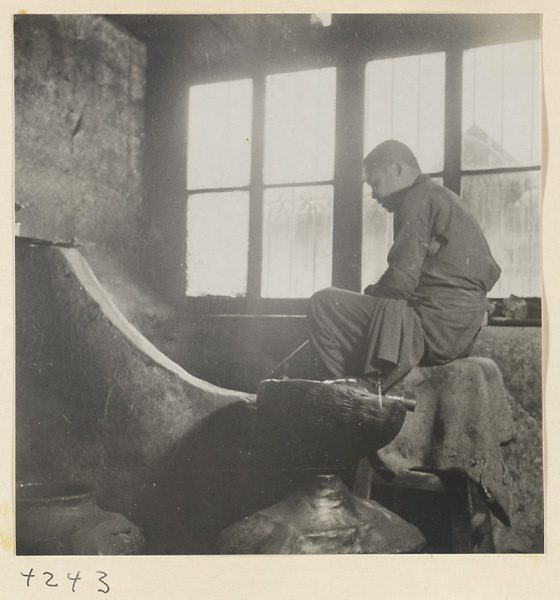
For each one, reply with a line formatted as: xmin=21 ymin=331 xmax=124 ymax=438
xmin=14 ymin=13 xmax=542 ymax=557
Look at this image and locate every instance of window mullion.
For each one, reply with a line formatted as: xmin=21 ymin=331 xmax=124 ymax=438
xmin=443 ymin=50 xmax=463 ymax=194
xmin=332 ymin=59 xmax=365 ymax=292
xmin=247 ymin=73 xmax=266 ymax=308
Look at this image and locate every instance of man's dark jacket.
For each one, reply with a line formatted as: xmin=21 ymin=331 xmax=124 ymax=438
xmin=363 ymin=174 xmax=500 ymax=388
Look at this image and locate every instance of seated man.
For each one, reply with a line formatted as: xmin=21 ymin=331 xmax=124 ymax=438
xmin=307 ymin=140 xmax=501 ymax=393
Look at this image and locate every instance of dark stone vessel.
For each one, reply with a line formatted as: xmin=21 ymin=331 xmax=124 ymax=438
xmin=16 ymin=481 xmax=145 ymax=555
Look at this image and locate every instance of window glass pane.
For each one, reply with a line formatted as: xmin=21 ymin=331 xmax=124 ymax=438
xmin=364 ymin=53 xmax=445 ymax=173
xmin=262 ymin=186 xmax=333 ymax=298
xmin=264 ymin=68 xmax=336 ymax=184
xmin=361 ymin=184 xmax=393 ymax=288
xmin=186 ymin=192 xmax=249 ymax=297
xmin=461 ymin=171 xmax=540 ymax=297
xmin=462 ymin=40 xmax=540 ymax=169
xmin=187 ymin=79 xmax=252 ymax=189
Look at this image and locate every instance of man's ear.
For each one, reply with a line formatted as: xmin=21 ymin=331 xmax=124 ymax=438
xmin=391 ymin=161 xmax=403 ymax=178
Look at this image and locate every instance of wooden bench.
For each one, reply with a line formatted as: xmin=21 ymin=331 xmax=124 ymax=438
xmin=353 ymin=459 xmax=496 ymax=553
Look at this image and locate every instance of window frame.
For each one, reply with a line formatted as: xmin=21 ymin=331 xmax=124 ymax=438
xmin=183 ymin=32 xmax=541 ymax=316
xmin=458 ymin=40 xmax=541 ymax=301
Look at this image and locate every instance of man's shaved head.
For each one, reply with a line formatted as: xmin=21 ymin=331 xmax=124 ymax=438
xmin=363 ymin=140 xmax=423 ymax=207
xmin=364 ymin=140 xmax=421 ymax=173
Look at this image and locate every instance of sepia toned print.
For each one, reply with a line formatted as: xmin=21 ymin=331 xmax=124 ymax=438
xmin=14 ymin=13 xmax=542 ymax=559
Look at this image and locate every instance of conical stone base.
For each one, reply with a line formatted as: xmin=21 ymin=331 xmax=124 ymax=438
xmin=217 ymin=474 xmax=425 ymax=554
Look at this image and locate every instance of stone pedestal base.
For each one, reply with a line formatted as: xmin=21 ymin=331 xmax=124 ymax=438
xmin=217 ymin=474 xmax=425 ymax=554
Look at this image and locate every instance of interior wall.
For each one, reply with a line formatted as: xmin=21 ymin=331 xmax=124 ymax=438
xmin=14 ymin=14 xmax=147 ymax=276
xmin=140 ymin=47 xmax=189 ymax=303
xmin=173 ymin=316 xmax=542 ymax=407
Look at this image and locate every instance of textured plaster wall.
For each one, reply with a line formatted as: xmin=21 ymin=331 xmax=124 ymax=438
xmin=473 ymin=327 xmax=542 ymax=421
xmin=473 ymin=327 xmax=544 ymax=553
xmin=176 ymin=317 xmax=542 ymax=403
xmin=14 ymin=15 xmax=146 ymax=272
xmin=141 ymin=47 xmax=190 ymax=301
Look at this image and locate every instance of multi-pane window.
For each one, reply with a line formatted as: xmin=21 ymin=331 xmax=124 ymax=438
xmin=462 ymin=41 xmax=540 ymax=169
xmin=186 ymin=79 xmax=252 ymax=297
xmin=186 ymin=68 xmax=336 ymax=300
xmin=363 ymin=53 xmax=446 ymax=173
xmin=362 ymin=53 xmax=445 ymax=287
xmin=461 ymin=172 xmax=540 ymax=297
xmin=263 ymin=69 xmax=336 ymax=185
xmin=460 ymin=40 xmax=541 ymax=297
xmin=262 ymin=186 xmax=333 ymax=298
xmin=361 ymin=41 xmax=540 ymax=298
xmin=185 ymin=38 xmax=540 ymax=305
xmin=262 ymin=68 xmax=336 ymax=298
xmin=186 ymin=192 xmax=250 ymax=297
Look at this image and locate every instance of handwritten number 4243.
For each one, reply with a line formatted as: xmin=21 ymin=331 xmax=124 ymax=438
xmin=21 ymin=569 xmax=110 ymax=594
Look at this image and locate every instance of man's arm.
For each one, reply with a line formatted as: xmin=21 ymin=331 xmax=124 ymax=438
xmin=364 ymin=195 xmax=437 ymax=299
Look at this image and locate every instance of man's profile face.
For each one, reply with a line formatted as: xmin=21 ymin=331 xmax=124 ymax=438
xmin=364 ymin=161 xmax=401 ymax=209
